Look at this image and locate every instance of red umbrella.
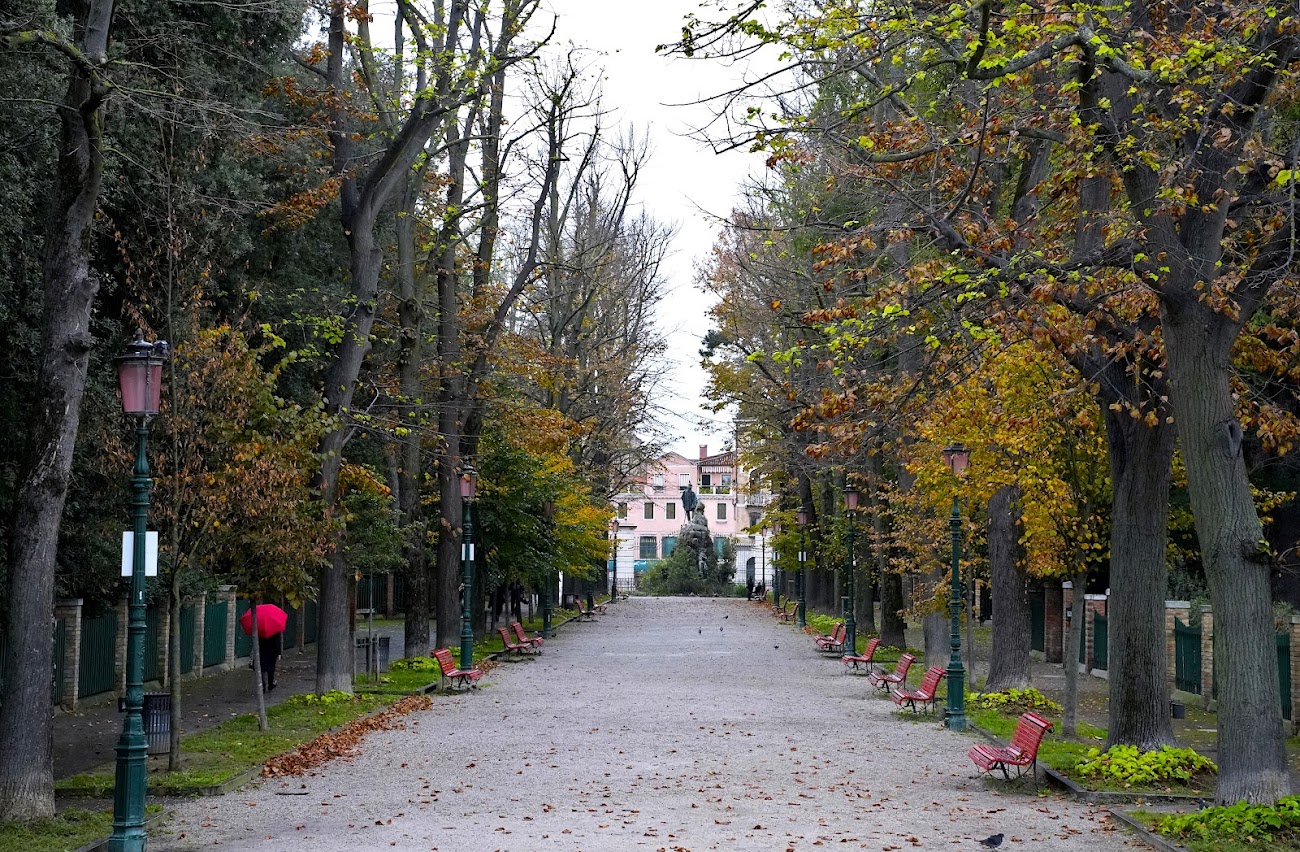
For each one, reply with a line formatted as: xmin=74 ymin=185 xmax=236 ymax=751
xmin=240 ymin=603 xmax=288 ymax=638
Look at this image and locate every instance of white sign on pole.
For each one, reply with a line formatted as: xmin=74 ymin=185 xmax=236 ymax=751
xmin=120 ymin=531 xmax=159 ymax=577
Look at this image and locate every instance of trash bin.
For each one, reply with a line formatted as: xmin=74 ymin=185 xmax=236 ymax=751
xmin=143 ymin=692 xmax=171 ymax=755
xmin=376 ymin=636 xmax=390 ymax=673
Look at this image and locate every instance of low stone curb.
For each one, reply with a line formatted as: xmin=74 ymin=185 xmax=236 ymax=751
xmin=1106 ymin=808 xmax=1188 ymax=852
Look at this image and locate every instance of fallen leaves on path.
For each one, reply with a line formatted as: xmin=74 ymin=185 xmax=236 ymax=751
xmin=262 ymin=695 xmax=433 ymax=777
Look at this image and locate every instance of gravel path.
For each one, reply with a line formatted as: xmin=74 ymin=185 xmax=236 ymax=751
xmin=153 ymin=598 xmax=1147 ymax=851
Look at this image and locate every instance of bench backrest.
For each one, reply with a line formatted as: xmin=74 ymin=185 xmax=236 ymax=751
xmin=1009 ymin=711 xmax=1054 ymax=758
xmin=498 ymin=627 xmax=516 ymax=646
xmin=512 ymin=622 xmax=531 ymax=643
xmin=893 ymin=652 xmax=916 ymax=679
xmin=917 ymin=666 xmax=946 ymax=698
xmin=834 ymin=623 xmax=847 ymax=643
xmin=862 ymin=637 xmax=881 ymax=660
xmin=432 ymin=648 xmax=458 ymax=674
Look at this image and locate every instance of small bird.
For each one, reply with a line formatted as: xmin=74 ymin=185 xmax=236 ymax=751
xmin=724 ymin=615 xmax=729 ymax=619
xmin=978 ymin=834 xmax=1004 ymax=849
xmin=698 ymin=628 xmax=702 ymax=634
xmin=773 ymin=645 xmax=779 ymax=650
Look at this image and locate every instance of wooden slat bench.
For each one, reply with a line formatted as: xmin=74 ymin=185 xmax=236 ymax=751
xmin=816 ymin=624 xmax=847 ymax=655
xmin=842 ymin=637 xmax=882 ymax=673
xmin=777 ymin=600 xmax=797 ymax=622
xmin=866 ymin=652 xmax=915 ymax=692
xmin=432 ymin=648 xmax=484 ymax=690
xmin=511 ymin=622 xmax=543 ymax=651
xmin=968 ymin=711 xmax=1054 ymax=780
xmin=891 ymin=666 xmax=945 ymax=713
xmin=497 ymin=626 xmax=537 ymax=656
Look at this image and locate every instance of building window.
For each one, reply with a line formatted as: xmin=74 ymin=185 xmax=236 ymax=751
xmin=721 ymin=473 xmax=732 ymax=487
xmin=749 ymin=512 xmax=760 ymax=528
xmin=717 ymin=502 xmax=727 ymax=521
xmin=644 ymin=502 xmax=655 ymax=520
xmin=652 ymin=473 xmax=664 ymax=488
xmin=666 ymin=502 xmax=676 ymax=520
xmin=662 ymin=536 xmax=677 ymax=556
xmin=679 ymin=473 xmax=690 ymax=487
xmin=639 ymin=536 xmax=657 ymax=559
xmin=701 ymin=473 xmax=712 ymax=487
xmin=618 ymin=502 xmax=628 ymax=519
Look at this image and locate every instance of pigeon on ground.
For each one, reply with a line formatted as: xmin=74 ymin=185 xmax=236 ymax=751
xmin=978 ymin=834 xmax=1004 ymax=849
xmin=698 ymin=628 xmax=702 ymax=634
xmin=773 ymin=645 xmax=779 ymax=650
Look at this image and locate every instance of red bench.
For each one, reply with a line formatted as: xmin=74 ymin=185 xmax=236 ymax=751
xmin=511 ymin=622 xmax=543 ymax=651
xmin=891 ymin=666 xmax=946 ymax=713
xmin=814 ymin=623 xmax=847 ymax=653
xmin=777 ymin=600 xmax=797 ymax=622
xmin=497 ymin=627 xmax=537 ymax=656
xmin=842 ymin=637 xmax=881 ymax=673
xmin=432 ymin=648 xmax=484 ymax=690
xmin=866 ymin=652 xmax=915 ymax=692
xmin=968 ymin=711 xmax=1054 ymax=780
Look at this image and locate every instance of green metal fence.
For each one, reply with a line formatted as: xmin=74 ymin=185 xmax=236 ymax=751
xmin=1093 ymin=613 xmax=1108 ymax=671
xmin=283 ymin=604 xmax=298 ymax=650
xmin=304 ymin=600 xmax=318 ymax=645
xmin=1174 ymin=618 xmax=1202 ymax=693
xmin=78 ymin=612 xmax=118 ymax=698
xmin=179 ymin=604 xmax=196 ymax=674
xmin=234 ymin=600 xmax=252 ymax=658
xmin=1280 ymin=631 xmax=1292 ymax=722
xmin=52 ymin=619 xmax=66 ymax=705
xmin=1030 ymin=593 xmax=1045 ymax=653
xmin=203 ymin=599 xmax=228 ymax=668
xmin=143 ymin=607 xmax=162 ymax=684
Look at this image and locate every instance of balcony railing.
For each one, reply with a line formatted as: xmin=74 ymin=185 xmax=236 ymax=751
xmin=698 ymin=485 xmax=731 ymax=494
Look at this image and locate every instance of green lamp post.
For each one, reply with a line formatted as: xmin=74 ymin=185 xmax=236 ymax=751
xmin=109 ymin=332 xmax=167 ymax=852
xmin=843 ymin=485 xmax=858 ymax=655
xmin=459 ymin=463 xmax=478 ymax=671
xmin=771 ymin=521 xmax=783 ymax=612
xmin=540 ymin=501 xmax=554 ymax=639
xmin=942 ymin=442 xmax=972 ymax=731
xmin=796 ymin=509 xmax=808 ymax=628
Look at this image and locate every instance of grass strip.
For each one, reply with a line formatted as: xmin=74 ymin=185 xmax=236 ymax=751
xmin=0 ymin=808 xmax=112 ymax=852
xmin=56 ymin=692 xmax=390 ymax=797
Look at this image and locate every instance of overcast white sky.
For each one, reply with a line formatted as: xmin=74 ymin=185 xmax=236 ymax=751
xmin=540 ymin=0 xmax=765 ymax=458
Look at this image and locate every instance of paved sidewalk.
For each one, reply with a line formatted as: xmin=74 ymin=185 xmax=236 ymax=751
xmin=54 ymin=622 xmax=409 ymax=780
xmin=153 ymin=598 xmax=1147 ymax=852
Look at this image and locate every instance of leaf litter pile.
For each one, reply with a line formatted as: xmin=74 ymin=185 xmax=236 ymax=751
xmin=263 ymin=694 xmax=432 ymax=777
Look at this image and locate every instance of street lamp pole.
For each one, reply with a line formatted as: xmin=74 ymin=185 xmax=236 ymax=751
xmin=843 ymin=486 xmax=858 ymax=655
xmin=459 ymin=464 xmax=478 ymax=672
xmin=109 ymin=332 xmax=167 ymax=852
xmin=796 ymin=509 xmax=808 ymax=628
xmin=540 ymin=501 xmax=554 ymax=638
xmin=942 ymin=442 xmax=972 ymax=731
xmin=771 ymin=522 xmax=783 ymax=612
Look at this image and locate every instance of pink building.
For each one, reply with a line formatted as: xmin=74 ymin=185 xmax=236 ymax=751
xmin=610 ymin=445 xmax=774 ymax=591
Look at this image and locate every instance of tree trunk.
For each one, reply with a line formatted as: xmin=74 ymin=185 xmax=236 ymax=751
xmin=1062 ymin=572 xmax=1087 ymax=738
xmin=879 ymin=573 xmax=907 ymax=648
xmin=394 ymin=182 xmax=430 ymax=658
xmin=922 ymin=570 xmax=948 ymax=668
xmin=1103 ymin=405 xmax=1176 ymax=749
xmin=1163 ymin=298 xmax=1289 ymax=804
xmin=0 ymin=16 xmax=110 ymax=817
xmin=985 ymin=485 xmax=1032 ymax=691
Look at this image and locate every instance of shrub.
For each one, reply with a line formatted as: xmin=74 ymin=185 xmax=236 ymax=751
xmin=1159 ymin=795 xmax=1300 ymax=845
xmin=389 ymin=656 xmax=437 ymax=672
xmin=968 ymin=687 xmax=1062 ymax=716
xmin=1076 ymin=745 xmax=1216 ymax=788
xmin=282 ymin=690 xmax=357 ymax=707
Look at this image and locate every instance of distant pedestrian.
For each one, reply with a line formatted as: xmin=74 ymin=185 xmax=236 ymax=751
xmin=258 ymin=632 xmax=281 ymax=691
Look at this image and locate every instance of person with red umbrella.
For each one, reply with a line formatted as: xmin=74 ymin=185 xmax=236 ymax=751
xmin=241 ymin=603 xmax=288 ymax=691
